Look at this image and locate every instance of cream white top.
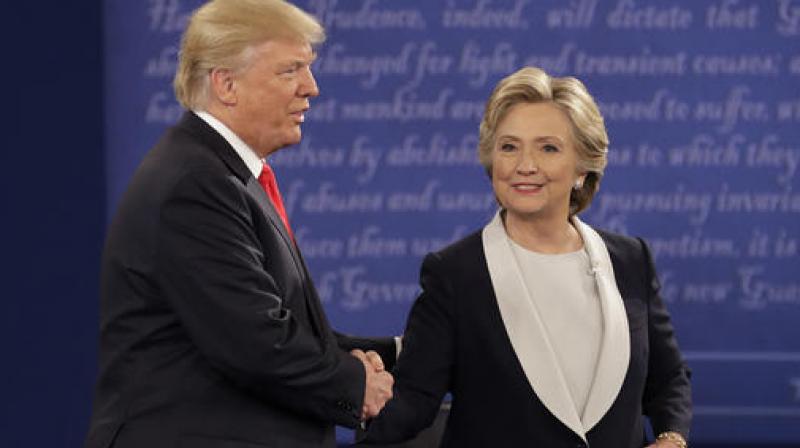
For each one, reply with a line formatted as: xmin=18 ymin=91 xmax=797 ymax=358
xmin=508 ymin=240 xmax=603 ymax=418
xmin=483 ymin=212 xmax=630 ymax=440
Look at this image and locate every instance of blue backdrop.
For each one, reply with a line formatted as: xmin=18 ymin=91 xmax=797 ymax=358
xmin=103 ymin=0 xmax=800 ymax=444
xmin=4 ymin=2 xmax=103 ymax=447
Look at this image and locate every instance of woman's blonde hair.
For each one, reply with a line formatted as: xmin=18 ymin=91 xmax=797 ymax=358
xmin=174 ymin=0 xmax=325 ymax=110
xmin=478 ymin=67 xmax=609 ymax=216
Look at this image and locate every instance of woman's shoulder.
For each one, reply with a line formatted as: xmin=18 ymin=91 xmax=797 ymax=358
xmin=590 ymin=226 xmax=657 ymax=281
xmin=592 ymin=226 xmax=647 ymax=258
xmin=419 ymin=229 xmax=492 ymax=297
xmin=433 ymin=229 xmax=483 ymax=259
xmin=421 ymin=229 xmax=485 ymax=274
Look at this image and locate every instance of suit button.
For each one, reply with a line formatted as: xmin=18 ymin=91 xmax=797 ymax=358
xmin=336 ymin=400 xmax=354 ymax=412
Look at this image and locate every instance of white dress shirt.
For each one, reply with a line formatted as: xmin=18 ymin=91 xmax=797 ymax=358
xmin=194 ymin=110 xmax=263 ymax=178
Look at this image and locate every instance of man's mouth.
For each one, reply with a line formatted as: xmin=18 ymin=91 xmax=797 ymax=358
xmin=290 ymin=110 xmax=306 ymax=123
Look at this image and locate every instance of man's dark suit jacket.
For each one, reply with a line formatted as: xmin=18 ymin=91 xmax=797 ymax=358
xmin=364 ymin=227 xmax=691 ymax=448
xmin=86 ymin=112 xmax=395 ymax=448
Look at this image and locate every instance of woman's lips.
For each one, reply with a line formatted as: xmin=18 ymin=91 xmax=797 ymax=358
xmin=512 ymin=182 xmax=543 ymax=193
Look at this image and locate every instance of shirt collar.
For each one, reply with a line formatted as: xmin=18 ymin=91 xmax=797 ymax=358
xmin=194 ymin=110 xmax=264 ymax=178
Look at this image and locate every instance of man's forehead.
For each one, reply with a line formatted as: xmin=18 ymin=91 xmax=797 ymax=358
xmin=255 ymin=38 xmax=315 ymax=62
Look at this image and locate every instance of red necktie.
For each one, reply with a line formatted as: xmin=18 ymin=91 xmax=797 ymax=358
xmin=258 ymin=162 xmax=293 ymax=238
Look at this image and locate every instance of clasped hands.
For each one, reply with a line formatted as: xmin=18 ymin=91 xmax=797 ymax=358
xmin=351 ymin=349 xmax=394 ymax=421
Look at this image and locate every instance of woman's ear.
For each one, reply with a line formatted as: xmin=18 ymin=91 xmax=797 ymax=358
xmin=574 ymin=174 xmax=586 ymax=190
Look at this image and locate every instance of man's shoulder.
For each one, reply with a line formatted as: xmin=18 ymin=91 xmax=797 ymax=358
xmin=114 ymin=119 xmax=234 ymax=221
xmin=142 ymin=118 xmax=229 ymax=180
xmin=151 ymin=114 xmax=215 ymax=158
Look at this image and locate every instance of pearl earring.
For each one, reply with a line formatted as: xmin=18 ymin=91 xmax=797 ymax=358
xmin=574 ymin=179 xmax=583 ymax=190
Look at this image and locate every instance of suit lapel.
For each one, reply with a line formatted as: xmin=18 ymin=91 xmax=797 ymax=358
xmin=177 ymin=112 xmax=253 ymax=184
xmin=178 ymin=111 xmax=299 ymax=260
xmin=482 ymin=212 xmax=587 ymax=442
xmin=482 ymin=212 xmax=631 ymax=440
xmin=178 ymin=112 xmax=329 ymax=340
xmin=245 ymin=177 xmax=295 ymax=251
xmin=245 ymin=177 xmax=328 ymax=340
xmin=572 ymin=217 xmax=630 ymax=432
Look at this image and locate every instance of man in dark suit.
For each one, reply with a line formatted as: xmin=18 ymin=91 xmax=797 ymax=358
xmin=86 ymin=1 xmax=395 ymax=447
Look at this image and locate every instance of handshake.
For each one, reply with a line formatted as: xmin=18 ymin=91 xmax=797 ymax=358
xmin=351 ymin=349 xmax=394 ymax=421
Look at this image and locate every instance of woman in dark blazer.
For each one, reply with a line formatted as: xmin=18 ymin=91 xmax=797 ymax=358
xmin=364 ymin=67 xmax=691 ymax=448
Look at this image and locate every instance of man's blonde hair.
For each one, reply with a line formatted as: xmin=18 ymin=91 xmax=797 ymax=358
xmin=174 ymin=0 xmax=325 ymax=110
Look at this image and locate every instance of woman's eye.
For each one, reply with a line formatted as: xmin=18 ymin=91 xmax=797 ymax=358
xmin=500 ymin=143 xmax=516 ymax=152
xmin=542 ymin=144 xmax=559 ymax=153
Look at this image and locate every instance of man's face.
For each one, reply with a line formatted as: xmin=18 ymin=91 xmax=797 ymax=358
xmin=228 ymin=39 xmax=318 ymax=157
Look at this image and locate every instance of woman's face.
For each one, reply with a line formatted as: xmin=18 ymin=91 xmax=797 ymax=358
xmin=491 ymin=102 xmax=584 ymax=224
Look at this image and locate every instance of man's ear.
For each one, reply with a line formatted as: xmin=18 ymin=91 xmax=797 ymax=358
xmin=209 ymin=68 xmax=237 ymax=106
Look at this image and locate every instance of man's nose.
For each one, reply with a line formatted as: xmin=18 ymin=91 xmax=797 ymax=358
xmin=300 ymin=66 xmax=319 ymax=98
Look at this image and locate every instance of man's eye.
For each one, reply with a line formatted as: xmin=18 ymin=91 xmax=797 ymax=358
xmin=280 ymin=65 xmax=300 ymax=75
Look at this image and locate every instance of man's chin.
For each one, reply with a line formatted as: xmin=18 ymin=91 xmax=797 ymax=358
xmin=284 ymin=129 xmax=303 ymax=147
xmin=270 ymin=131 xmax=302 ymax=153
xmin=284 ymin=137 xmax=302 ymax=148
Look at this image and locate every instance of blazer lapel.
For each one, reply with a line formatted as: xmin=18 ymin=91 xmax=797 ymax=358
xmin=572 ymin=217 xmax=631 ymax=431
xmin=177 ymin=112 xmax=253 ymax=185
xmin=482 ymin=211 xmax=587 ymax=442
xmin=245 ymin=178 xmax=327 ymax=338
xmin=180 ymin=111 xmax=300 ymax=264
xmin=179 ymin=111 xmax=329 ymax=339
xmin=245 ymin=177 xmax=295 ymax=251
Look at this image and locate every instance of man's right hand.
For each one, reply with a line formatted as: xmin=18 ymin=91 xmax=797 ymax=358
xmin=351 ymin=349 xmax=394 ymax=420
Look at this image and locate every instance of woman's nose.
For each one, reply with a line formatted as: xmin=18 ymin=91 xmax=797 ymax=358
xmin=516 ymin=150 xmax=538 ymax=174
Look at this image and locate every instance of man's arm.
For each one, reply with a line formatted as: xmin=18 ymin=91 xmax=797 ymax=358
xmin=156 ymin=170 xmax=366 ymax=427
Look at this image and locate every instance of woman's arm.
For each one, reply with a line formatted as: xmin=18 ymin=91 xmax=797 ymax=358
xmin=361 ymin=252 xmax=457 ymax=443
xmin=639 ymin=238 xmax=693 ymax=440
